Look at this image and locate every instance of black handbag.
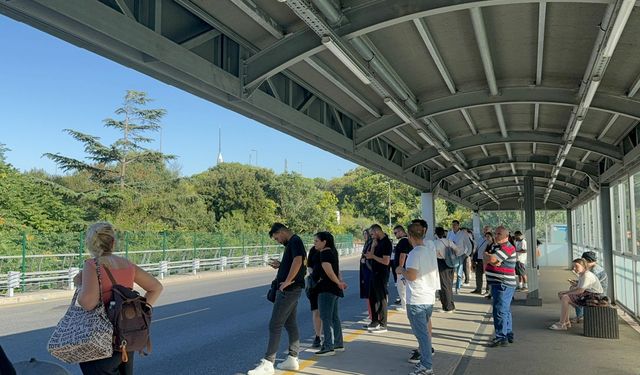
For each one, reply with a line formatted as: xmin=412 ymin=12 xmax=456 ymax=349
xmin=267 ymin=279 xmax=278 ymax=303
xmin=304 ymin=275 xmax=318 ymax=299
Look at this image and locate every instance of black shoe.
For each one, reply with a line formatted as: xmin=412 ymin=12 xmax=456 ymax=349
xmin=488 ymin=339 xmax=509 ymax=348
xmin=394 ymin=298 xmax=402 ymax=305
xmin=508 ymin=337 xmax=514 ymax=344
xmin=316 ymin=348 xmax=335 ymax=356
xmin=334 ymin=345 xmax=345 ymax=352
xmin=312 ymin=335 xmax=321 ymax=348
xmin=432 ymin=346 xmax=435 ymax=355
xmin=470 ymin=289 xmax=482 ymax=294
xmin=408 ymin=350 xmax=421 ymax=364
xmin=485 ymin=294 xmax=492 ymax=299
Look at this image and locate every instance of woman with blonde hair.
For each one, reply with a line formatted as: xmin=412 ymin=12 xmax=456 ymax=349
xmin=549 ymin=258 xmax=603 ymax=331
xmin=74 ymin=222 xmax=163 ymax=374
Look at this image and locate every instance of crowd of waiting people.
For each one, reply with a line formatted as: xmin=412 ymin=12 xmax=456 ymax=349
xmin=247 ymin=220 xmax=610 ymax=375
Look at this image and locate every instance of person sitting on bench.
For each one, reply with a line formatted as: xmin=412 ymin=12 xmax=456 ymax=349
xmin=549 ymin=258 xmax=603 ymax=331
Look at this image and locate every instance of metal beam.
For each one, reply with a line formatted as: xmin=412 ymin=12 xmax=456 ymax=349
xmin=431 ymin=154 xmax=599 ymax=182
xmin=413 ymin=17 xmax=456 ymax=94
xmin=180 ymin=29 xmax=221 ymax=50
xmin=536 ymin=1 xmax=547 ymax=85
xmin=470 ymin=188 xmax=573 ymax=205
xmin=475 ymin=192 xmax=570 ymax=207
xmin=114 ymin=0 xmax=134 ymax=19
xmin=448 ymin=170 xmax=590 ymax=193
xmin=460 ymin=180 xmax=581 ymax=200
xmin=470 ymin=7 xmax=498 ymax=95
xmin=355 ymin=86 xmax=640 ymax=147
xmin=404 ymin=131 xmax=623 ymax=170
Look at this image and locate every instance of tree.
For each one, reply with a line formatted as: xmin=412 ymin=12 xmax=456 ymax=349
xmin=44 ymin=90 xmax=171 ymax=188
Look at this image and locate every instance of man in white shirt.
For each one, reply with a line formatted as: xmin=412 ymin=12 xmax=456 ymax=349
xmin=447 ymin=220 xmax=472 ymax=293
xmin=397 ymin=223 xmax=439 ymax=375
xmin=514 ymin=231 xmax=528 ymax=290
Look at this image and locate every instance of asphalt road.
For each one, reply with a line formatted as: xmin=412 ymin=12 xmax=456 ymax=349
xmin=0 ymin=256 xmax=395 ymax=375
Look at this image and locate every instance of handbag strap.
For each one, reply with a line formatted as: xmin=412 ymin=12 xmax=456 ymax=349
xmin=101 ymin=264 xmax=119 ymax=286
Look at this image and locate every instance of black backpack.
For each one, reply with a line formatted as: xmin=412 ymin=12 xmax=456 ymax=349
xmin=103 ymin=266 xmax=153 ymax=362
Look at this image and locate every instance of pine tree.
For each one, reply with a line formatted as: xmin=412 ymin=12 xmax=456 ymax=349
xmin=44 ymin=90 xmax=173 ymax=188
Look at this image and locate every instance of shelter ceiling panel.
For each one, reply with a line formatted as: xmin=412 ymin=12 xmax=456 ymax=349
xmin=484 ymin=143 xmax=508 ymax=157
xmin=542 ymin=2 xmax=607 ymax=88
xmin=483 ymin=3 xmax=538 ymax=87
xmin=537 ymin=104 xmax=572 ymax=132
xmin=192 ymin=0 xmax=278 ymax=48
xmin=502 ymin=104 xmax=534 ymax=131
xmin=600 ymin=8 xmax=640 ymax=95
xmin=423 ymin=9 xmax=487 ymax=93
xmin=510 ymin=143 xmax=535 ymax=156
xmin=604 ymin=116 xmax=638 ymax=145
xmin=579 ymin=109 xmax=615 ymax=140
xmin=290 ymin=60 xmax=380 ymax=123
xmin=533 ymin=143 xmax=560 ymax=157
xmin=432 ymin=111 xmax=472 ymax=138
xmin=252 ymin=0 xmax=304 ymax=30
xmin=157 ymin=0 xmax=211 ymax=43
xmin=367 ymin=22 xmax=451 ymax=101
xmin=463 ymin=106 xmax=499 ymax=133
xmin=382 ymin=128 xmax=419 ymax=155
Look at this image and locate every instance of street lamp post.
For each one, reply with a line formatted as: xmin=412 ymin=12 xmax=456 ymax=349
xmin=386 ymin=180 xmax=392 ymax=231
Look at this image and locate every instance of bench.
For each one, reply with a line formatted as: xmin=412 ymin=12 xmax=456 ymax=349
xmin=583 ymin=306 xmax=619 ymax=339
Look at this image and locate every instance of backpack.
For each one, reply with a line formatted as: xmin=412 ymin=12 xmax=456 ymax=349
xmin=103 ymin=266 xmax=152 ymax=362
xmin=441 ymin=240 xmax=460 ymax=269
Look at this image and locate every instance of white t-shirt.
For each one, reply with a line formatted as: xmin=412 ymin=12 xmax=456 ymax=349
xmin=515 ymin=239 xmax=528 ymax=264
xmin=405 ymin=241 xmax=440 ymax=305
xmin=578 ymin=270 xmax=604 ymax=294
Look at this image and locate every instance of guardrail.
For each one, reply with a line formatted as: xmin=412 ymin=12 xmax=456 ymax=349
xmin=0 ymin=241 xmax=359 ymax=296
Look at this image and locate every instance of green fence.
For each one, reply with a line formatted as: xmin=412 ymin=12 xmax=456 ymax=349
xmin=0 ymin=230 xmax=354 ymax=293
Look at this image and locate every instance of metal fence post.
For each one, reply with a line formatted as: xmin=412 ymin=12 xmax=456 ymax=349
xmin=21 ymin=232 xmax=26 ymax=292
xmin=7 ymin=271 xmax=20 ymax=297
xmin=68 ymin=267 xmax=80 ymax=289
xmin=124 ymin=231 xmax=129 ymax=259
xmin=162 ymin=231 xmax=168 ymax=261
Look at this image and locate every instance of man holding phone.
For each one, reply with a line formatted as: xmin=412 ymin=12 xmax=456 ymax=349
xmin=248 ymin=223 xmax=306 ymax=375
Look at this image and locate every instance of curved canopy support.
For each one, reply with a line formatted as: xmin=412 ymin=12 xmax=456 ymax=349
xmin=460 ymin=181 xmax=581 ymax=200
xmin=478 ymin=197 xmax=566 ymax=210
xmin=475 ymin=192 xmax=570 ymax=208
xmin=431 ymin=155 xmax=599 ymax=183
xmin=355 ymin=86 xmax=640 ymax=147
xmin=448 ymin=170 xmax=590 ymax=194
xmin=404 ymin=131 xmax=622 ymax=171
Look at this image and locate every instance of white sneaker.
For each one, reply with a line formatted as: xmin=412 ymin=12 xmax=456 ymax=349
xmin=463 ymin=283 xmax=470 ymax=287
xmin=276 ymin=355 xmax=299 ymax=371
xmin=395 ymin=306 xmax=406 ymax=312
xmin=247 ymin=359 xmax=274 ymax=375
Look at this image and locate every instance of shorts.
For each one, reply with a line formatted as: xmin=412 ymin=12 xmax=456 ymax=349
xmin=515 ymin=261 xmax=526 ymax=276
xmin=308 ymin=290 xmax=319 ymax=311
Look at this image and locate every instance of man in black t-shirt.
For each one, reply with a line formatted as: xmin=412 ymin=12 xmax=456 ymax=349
xmin=248 ymin=223 xmax=306 ymax=375
xmin=392 ymin=225 xmax=413 ymax=311
xmin=364 ymin=224 xmax=392 ymax=332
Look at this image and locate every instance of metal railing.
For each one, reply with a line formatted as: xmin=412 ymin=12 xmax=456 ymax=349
xmin=0 ymin=232 xmax=356 ymax=296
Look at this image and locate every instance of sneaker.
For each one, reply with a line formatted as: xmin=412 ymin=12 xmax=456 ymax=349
xmin=367 ymin=322 xmax=381 ymax=331
xmin=370 ymin=325 xmax=388 ymax=333
xmin=487 ymin=339 xmax=509 ymax=347
xmin=409 ymin=364 xmax=435 ymax=375
xmin=316 ymin=348 xmax=335 ymax=356
xmin=276 ymin=355 xmax=299 ymax=371
xmin=395 ymin=306 xmax=406 ymax=312
xmin=432 ymin=346 xmax=435 ymax=355
xmin=247 ymin=359 xmax=275 ymax=375
xmin=444 ymin=309 xmax=455 ymax=314
xmin=470 ymin=289 xmax=482 ymax=294
xmin=408 ymin=350 xmax=421 ymax=364
xmin=463 ymin=282 xmax=470 ymax=287
xmin=508 ymin=337 xmax=514 ymax=344
xmin=334 ymin=345 xmax=345 ymax=352
xmin=394 ymin=298 xmax=402 ymax=304
xmin=312 ymin=335 xmax=321 ymax=348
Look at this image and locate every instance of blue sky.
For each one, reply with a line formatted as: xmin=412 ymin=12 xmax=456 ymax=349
xmin=0 ymin=15 xmax=356 ymax=179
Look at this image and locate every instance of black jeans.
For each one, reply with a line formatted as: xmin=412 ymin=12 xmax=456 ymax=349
xmin=368 ymin=275 xmax=388 ymax=326
xmin=80 ymin=352 xmax=134 ymax=375
xmin=437 ymin=260 xmax=456 ymax=311
xmin=473 ymin=259 xmax=484 ymax=291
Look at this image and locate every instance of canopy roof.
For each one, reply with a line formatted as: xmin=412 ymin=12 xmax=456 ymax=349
xmin=3 ymin=0 xmax=640 ymax=210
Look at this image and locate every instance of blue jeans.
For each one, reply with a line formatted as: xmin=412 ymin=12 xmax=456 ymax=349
xmin=318 ymin=292 xmax=343 ymax=350
xmin=406 ymin=304 xmax=433 ymax=370
xmin=575 ymin=306 xmax=584 ymax=318
xmin=490 ymin=283 xmax=515 ymax=341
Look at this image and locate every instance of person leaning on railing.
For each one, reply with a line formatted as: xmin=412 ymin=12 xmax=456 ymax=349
xmin=73 ymin=222 xmax=163 ymax=375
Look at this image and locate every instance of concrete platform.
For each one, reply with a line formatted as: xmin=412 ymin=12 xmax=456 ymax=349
xmin=280 ymin=268 xmax=640 ymax=375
